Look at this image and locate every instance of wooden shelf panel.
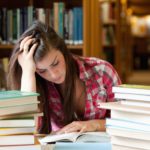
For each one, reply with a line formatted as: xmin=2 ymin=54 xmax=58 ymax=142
xmin=126 ymin=71 xmax=150 ymax=85
xmin=0 ymin=44 xmax=14 ymax=49
xmin=103 ymin=20 xmax=116 ymax=26
xmin=99 ymin=0 xmax=116 ymax=4
xmin=67 ymin=44 xmax=83 ymax=49
xmin=0 ymin=44 xmax=83 ymax=57
xmin=0 ymin=44 xmax=83 ymax=50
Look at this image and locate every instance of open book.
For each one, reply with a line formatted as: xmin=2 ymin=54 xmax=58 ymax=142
xmin=39 ymin=132 xmax=110 ymax=144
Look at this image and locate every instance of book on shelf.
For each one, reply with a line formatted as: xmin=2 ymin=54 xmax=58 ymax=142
xmin=112 ymin=84 xmax=150 ymax=95
xmin=0 ymin=134 xmax=35 ymax=146
xmin=111 ymin=136 xmax=150 ymax=150
xmin=39 ymin=132 xmax=110 ymax=144
xmin=0 ymin=90 xmax=39 ymax=107
xmin=106 ymin=126 xmax=150 ymax=141
xmin=99 ymin=101 xmax=150 ymax=115
xmin=114 ymin=92 xmax=150 ymax=101
xmin=111 ymin=109 xmax=150 ymax=124
xmin=106 ymin=118 xmax=150 ymax=132
xmin=0 ymin=127 xmax=35 ymax=135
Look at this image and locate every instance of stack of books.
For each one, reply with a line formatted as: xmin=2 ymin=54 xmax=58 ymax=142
xmin=0 ymin=90 xmax=42 ymax=147
xmin=99 ymin=84 xmax=150 ymax=150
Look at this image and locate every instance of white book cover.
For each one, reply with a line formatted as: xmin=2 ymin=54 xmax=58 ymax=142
xmin=99 ymin=101 xmax=150 ymax=115
xmin=0 ymin=127 xmax=35 ymax=135
xmin=115 ymin=93 xmax=150 ymax=101
xmin=111 ymin=109 xmax=150 ymax=124
xmin=121 ymin=100 xmax=150 ymax=107
xmin=0 ymin=145 xmax=42 ymax=150
xmin=112 ymin=84 xmax=150 ymax=96
xmin=111 ymin=136 xmax=150 ymax=150
xmin=106 ymin=118 xmax=150 ymax=132
xmin=0 ymin=119 xmax=35 ymax=127
xmin=112 ymin=144 xmax=144 ymax=150
xmin=0 ymin=103 xmax=39 ymax=116
xmin=0 ymin=135 xmax=34 ymax=145
xmin=107 ymin=126 xmax=150 ymax=141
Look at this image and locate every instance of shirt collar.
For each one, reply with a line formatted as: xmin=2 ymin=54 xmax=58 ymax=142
xmin=74 ymin=56 xmax=93 ymax=81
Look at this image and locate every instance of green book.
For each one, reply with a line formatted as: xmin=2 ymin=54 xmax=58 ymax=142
xmin=0 ymin=90 xmax=39 ymax=107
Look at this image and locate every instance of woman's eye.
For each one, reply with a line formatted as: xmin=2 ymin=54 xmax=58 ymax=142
xmin=52 ymin=61 xmax=59 ymax=66
xmin=39 ymin=70 xmax=46 ymax=74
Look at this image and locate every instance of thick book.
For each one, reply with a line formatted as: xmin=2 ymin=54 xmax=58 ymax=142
xmin=99 ymin=101 xmax=150 ymax=115
xmin=0 ymin=103 xmax=39 ymax=116
xmin=112 ymin=84 xmax=150 ymax=95
xmin=0 ymin=127 xmax=35 ymax=135
xmin=111 ymin=109 xmax=150 ymax=124
xmin=107 ymin=126 xmax=150 ymax=141
xmin=106 ymin=118 xmax=150 ymax=132
xmin=111 ymin=136 xmax=150 ymax=150
xmin=114 ymin=92 xmax=150 ymax=101
xmin=39 ymin=132 xmax=110 ymax=144
xmin=121 ymin=100 xmax=150 ymax=107
xmin=0 ymin=118 xmax=35 ymax=127
xmin=0 ymin=135 xmax=34 ymax=146
xmin=0 ymin=145 xmax=42 ymax=150
xmin=0 ymin=90 xmax=39 ymax=107
xmin=0 ymin=112 xmax=43 ymax=120
xmin=112 ymin=144 xmax=144 ymax=150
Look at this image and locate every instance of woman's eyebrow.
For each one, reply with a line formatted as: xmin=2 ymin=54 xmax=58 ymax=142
xmin=36 ymin=55 xmax=58 ymax=70
xmin=50 ymin=55 xmax=57 ymax=66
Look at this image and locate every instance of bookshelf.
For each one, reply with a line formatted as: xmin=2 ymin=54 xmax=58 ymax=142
xmin=124 ymin=0 xmax=150 ymax=84
xmin=0 ymin=0 xmax=102 ymax=89
xmin=99 ymin=0 xmax=122 ymax=77
xmin=0 ymin=0 xmax=101 ymax=57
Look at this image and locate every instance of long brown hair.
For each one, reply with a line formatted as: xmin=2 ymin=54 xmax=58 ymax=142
xmin=7 ymin=21 xmax=78 ymax=133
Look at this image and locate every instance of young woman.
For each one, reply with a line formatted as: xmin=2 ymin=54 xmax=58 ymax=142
xmin=7 ymin=21 xmax=121 ymax=134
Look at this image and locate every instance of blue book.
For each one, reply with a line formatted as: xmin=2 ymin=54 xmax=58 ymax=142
xmin=73 ymin=7 xmax=78 ymax=45
xmin=55 ymin=142 xmax=111 ymax=150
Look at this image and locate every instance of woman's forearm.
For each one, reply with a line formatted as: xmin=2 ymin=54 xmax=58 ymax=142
xmin=21 ymin=71 xmax=36 ymax=92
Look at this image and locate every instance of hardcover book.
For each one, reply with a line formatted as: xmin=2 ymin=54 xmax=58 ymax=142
xmin=0 ymin=90 xmax=39 ymax=107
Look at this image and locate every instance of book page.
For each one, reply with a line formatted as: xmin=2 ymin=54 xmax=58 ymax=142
xmin=39 ymin=132 xmax=110 ymax=144
xmin=76 ymin=132 xmax=110 ymax=142
xmin=39 ymin=132 xmax=80 ymax=144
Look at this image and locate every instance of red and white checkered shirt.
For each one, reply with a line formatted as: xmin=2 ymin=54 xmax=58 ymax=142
xmin=38 ymin=57 xmax=121 ymax=131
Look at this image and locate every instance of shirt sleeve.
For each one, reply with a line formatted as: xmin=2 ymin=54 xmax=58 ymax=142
xmin=102 ymin=61 xmax=121 ymax=102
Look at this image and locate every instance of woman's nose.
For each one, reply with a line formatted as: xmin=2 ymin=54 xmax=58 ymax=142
xmin=48 ymin=68 xmax=57 ymax=79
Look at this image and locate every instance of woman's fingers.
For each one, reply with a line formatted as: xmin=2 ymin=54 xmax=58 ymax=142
xmin=57 ymin=121 xmax=87 ymax=134
xmin=29 ymin=43 xmax=38 ymax=56
xmin=20 ymin=36 xmax=32 ymax=51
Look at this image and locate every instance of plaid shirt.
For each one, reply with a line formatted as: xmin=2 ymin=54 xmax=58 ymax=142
xmin=38 ymin=57 xmax=121 ymax=131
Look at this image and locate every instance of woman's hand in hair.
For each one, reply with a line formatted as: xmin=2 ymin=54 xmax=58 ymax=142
xmin=18 ymin=36 xmax=38 ymax=73
xmin=56 ymin=120 xmax=106 ymax=134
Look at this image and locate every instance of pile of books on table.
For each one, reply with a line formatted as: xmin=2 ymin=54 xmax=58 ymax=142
xmin=0 ymin=90 xmax=42 ymax=149
xmin=99 ymin=84 xmax=150 ymax=150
